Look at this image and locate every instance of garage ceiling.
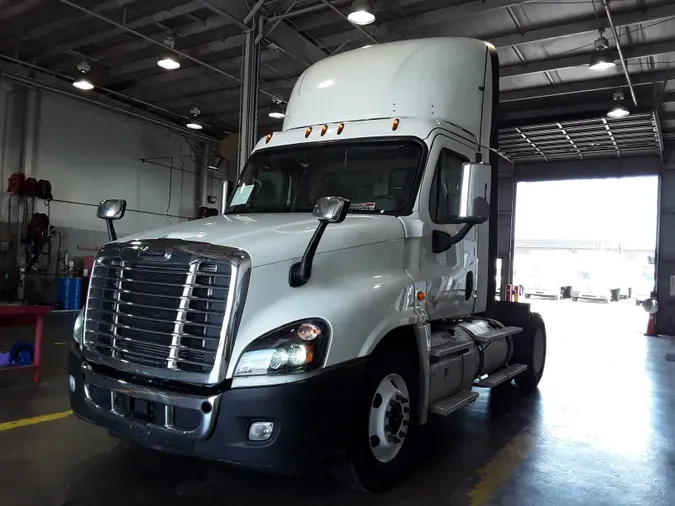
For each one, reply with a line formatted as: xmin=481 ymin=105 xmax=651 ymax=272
xmin=1 ymin=0 xmax=674 ymax=157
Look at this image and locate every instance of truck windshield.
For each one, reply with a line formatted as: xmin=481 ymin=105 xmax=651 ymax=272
xmin=226 ymin=139 xmax=424 ymax=215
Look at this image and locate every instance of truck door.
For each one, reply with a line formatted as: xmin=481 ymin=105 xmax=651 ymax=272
xmin=419 ymin=138 xmax=479 ymax=320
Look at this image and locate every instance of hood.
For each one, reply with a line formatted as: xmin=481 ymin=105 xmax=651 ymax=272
xmin=120 ymin=213 xmax=405 ymax=267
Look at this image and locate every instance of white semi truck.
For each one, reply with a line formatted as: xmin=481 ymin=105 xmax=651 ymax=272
xmin=68 ymin=38 xmax=547 ymax=492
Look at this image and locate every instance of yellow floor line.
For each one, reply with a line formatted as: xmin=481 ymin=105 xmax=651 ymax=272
xmin=0 ymin=410 xmax=73 ymax=432
xmin=467 ymin=429 xmax=534 ymax=506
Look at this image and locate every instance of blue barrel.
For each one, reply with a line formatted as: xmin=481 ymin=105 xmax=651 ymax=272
xmin=58 ymin=277 xmax=83 ymax=310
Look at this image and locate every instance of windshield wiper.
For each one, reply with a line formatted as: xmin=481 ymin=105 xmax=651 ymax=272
xmin=225 ymin=204 xmax=253 ymax=214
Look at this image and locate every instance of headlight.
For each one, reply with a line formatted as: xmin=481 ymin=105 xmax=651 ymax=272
xmin=234 ymin=320 xmax=330 ymax=377
xmin=73 ymin=308 xmax=84 ymax=346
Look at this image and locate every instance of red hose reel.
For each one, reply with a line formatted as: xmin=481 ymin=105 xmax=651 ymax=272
xmin=7 ymin=172 xmax=52 ymax=198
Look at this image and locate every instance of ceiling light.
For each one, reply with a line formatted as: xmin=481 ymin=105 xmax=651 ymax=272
xmin=158 ymin=57 xmax=180 ymax=70
xmin=589 ymin=51 xmax=615 ymax=71
xmin=157 ymin=36 xmax=180 ymax=70
xmin=73 ymin=61 xmax=94 ymax=91
xmin=589 ymin=30 xmax=615 ymax=71
xmin=347 ymin=0 xmax=375 ymax=25
xmin=607 ymin=90 xmax=630 ymax=119
xmin=186 ymin=105 xmax=203 ymax=129
xmin=268 ymin=100 xmax=285 ymax=119
xmin=73 ymin=78 xmax=94 ymax=90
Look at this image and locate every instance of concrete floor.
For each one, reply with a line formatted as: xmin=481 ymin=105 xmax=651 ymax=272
xmin=1 ymin=299 xmax=674 ymax=506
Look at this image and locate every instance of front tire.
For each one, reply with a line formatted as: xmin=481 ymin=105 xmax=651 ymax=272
xmin=513 ymin=312 xmax=546 ymax=393
xmin=332 ymin=347 xmax=418 ymax=492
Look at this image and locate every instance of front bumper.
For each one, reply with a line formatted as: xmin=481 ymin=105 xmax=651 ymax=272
xmin=68 ymin=344 xmax=365 ymax=473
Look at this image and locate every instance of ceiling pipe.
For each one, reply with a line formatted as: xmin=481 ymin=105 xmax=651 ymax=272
xmin=0 ymin=53 xmax=204 ymax=126
xmin=56 ymin=0 xmax=279 ymax=101
xmin=602 ymin=0 xmax=638 ymax=107
xmin=0 ymin=71 xmax=219 ymax=144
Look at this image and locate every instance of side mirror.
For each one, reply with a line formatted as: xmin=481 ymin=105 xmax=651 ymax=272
xmin=97 ymin=199 xmax=126 ymax=220
xmin=456 ymin=162 xmax=491 ymax=223
xmin=312 ymin=196 xmax=349 ymax=224
xmin=463 ymin=196 xmax=490 ymax=224
xmin=290 ymin=196 xmax=351 ymax=287
xmin=97 ymin=199 xmax=126 ymax=242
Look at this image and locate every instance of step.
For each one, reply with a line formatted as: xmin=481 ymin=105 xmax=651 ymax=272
xmin=472 ymin=325 xmax=522 ymax=343
xmin=430 ymin=391 xmax=479 ymax=417
xmin=475 ymin=364 xmax=528 ymax=388
xmin=430 ymin=341 xmax=473 ymax=358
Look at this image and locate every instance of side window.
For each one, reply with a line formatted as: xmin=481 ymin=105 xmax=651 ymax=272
xmin=429 ymin=149 xmax=465 ymax=223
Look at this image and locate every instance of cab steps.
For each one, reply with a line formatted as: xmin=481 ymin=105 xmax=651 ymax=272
xmin=474 ymin=364 xmax=527 ymax=388
xmin=430 ymin=391 xmax=479 ymax=417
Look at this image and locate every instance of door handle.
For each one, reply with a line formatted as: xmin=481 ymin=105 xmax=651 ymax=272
xmin=465 ymin=271 xmax=474 ymax=301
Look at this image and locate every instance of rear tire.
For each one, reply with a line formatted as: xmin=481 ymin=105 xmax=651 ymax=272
xmin=524 ymin=294 xmax=531 ymax=299
xmin=572 ymin=297 xmax=578 ymax=302
xmin=332 ymin=346 xmax=418 ymax=492
xmin=512 ymin=312 xmax=546 ymax=393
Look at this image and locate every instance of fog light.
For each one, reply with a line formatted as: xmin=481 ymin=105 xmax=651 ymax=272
xmin=248 ymin=421 xmax=275 ymax=441
xmin=68 ymin=375 xmax=76 ymax=392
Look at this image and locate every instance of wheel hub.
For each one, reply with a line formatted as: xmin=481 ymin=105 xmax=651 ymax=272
xmin=368 ymin=373 xmax=410 ymax=463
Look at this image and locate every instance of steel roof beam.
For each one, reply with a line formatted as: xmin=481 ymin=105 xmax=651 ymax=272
xmin=0 ymin=0 xmax=43 ymax=21
xmin=500 ymin=69 xmax=675 ymax=102
xmin=501 ymin=39 xmax=675 ymax=79
xmin=37 ymin=1 xmax=205 ymax=60
xmin=316 ymin=2 xmax=675 ymax=54
xmin=0 ymin=0 xmax=139 ymax=50
xmin=103 ymin=2 xmax=675 ymax=100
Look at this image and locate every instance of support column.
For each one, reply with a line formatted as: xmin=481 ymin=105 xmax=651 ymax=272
xmin=238 ymin=22 xmax=261 ymax=177
xmin=656 ymin=149 xmax=675 ymax=335
xmin=497 ymin=158 xmax=517 ymax=299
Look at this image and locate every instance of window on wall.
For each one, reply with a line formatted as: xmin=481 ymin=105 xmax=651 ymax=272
xmin=429 ymin=149 xmax=466 ymax=223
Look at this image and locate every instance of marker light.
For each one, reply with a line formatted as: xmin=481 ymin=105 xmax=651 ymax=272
xmin=337 ymin=123 xmax=345 ymax=135
xmin=305 ymin=126 xmax=313 ymax=138
xmin=320 ymin=125 xmax=328 ymax=136
xmin=392 ymin=118 xmax=400 ymax=131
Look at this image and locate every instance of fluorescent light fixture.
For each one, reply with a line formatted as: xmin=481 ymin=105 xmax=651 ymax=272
xmin=348 ymin=0 xmax=375 ymax=25
xmin=186 ymin=105 xmax=203 ymax=129
xmin=73 ymin=61 xmax=94 ymax=90
xmin=73 ymin=79 xmax=94 ymax=90
xmin=607 ymin=89 xmax=629 ymax=119
xmin=607 ymin=104 xmax=630 ymax=119
xmin=589 ymin=31 xmax=615 ymax=72
xmin=157 ymin=36 xmax=180 ymax=70
xmin=589 ymin=51 xmax=615 ymax=71
xmin=157 ymin=57 xmax=180 ymax=70
xmin=268 ymin=100 xmax=285 ymax=119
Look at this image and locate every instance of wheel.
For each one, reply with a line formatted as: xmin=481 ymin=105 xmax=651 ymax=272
xmin=572 ymin=297 xmax=578 ymax=302
xmin=512 ymin=312 xmax=546 ymax=393
xmin=610 ymin=289 xmax=620 ymax=302
xmin=524 ymin=293 xmax=531 ymax=299
xmin=332 ymin=347 xmax=418 ymax=492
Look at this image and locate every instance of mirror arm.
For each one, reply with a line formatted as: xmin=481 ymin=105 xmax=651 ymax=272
xmin=432 ymin=223 xmax=474 ymax=253
xmin=289 ymin=220 xmax=329 ymax=287
xmin=106 ymin=221 xmax=117 ymax=242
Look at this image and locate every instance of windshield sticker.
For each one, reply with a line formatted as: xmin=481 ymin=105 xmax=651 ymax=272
xmin=350 ymin=202 xmax=376 ymax=211
xmin=230 ymin=184 xmax=254 ymax=206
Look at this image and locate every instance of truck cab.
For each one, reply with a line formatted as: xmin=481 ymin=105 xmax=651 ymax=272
xmin=68 ymin=38 xmax=547 ymax=492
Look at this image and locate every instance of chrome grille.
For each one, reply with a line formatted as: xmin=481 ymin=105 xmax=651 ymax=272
xmin=83 ymin=240 xmax=250 ymax=385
